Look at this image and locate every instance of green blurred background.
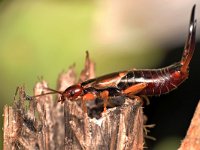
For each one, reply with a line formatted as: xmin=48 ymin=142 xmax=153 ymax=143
xmin=0 ymin=1 xmax=199 ymax=149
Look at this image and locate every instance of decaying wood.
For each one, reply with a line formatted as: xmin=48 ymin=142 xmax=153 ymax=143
xmin=3 ymin=52 xmax=145 ymax=150
xmin=178 ymin=100 xmax=200 ymax=150
xmin=64 ymin=98 xmax=143 ymax=150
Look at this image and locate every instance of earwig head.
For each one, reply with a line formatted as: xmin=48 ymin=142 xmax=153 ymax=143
xmin=181 ymin=5 xmax=196 ymax=73
xmin=62 ymin=84 xmax=83 ymax=101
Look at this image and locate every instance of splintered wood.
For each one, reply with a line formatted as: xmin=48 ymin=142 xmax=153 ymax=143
xmin=3 ymin=52 xmax=144 ymax=150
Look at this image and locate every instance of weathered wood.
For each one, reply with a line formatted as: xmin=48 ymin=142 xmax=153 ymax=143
xmin=178 ymin=100 xmax=200 ymax=150
xmin=64 ymin=97 xmax=143 ymax=150
xmin=3 ymin=53 xmax=145 ymax=150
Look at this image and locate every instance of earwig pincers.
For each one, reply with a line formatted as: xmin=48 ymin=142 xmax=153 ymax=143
xmin=32 ymin=5 xmax=197 ymax=113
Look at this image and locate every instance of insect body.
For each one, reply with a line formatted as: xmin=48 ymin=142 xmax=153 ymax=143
xmin=34 ymin=5 xmax=197 ymax=112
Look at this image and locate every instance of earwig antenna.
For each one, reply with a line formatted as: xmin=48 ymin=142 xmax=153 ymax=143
xmin=43 ymin=87 xmax=63 ymax=94
xmin=27 ymin=87 xmax=63 ymax=100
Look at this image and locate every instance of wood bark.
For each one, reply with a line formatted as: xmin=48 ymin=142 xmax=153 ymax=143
xmin=178 ymin=100 xmax=200 ymax=150
xmin=3 ymin=53 xmax=145 ymax=150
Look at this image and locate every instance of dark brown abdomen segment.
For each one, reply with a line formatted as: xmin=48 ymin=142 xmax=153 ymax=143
xmin=117 ymin=64 xmax=187 ymax=96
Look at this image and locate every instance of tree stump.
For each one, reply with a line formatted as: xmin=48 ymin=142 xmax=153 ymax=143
xmin=3 ymin=53 xmax=145 ymax=150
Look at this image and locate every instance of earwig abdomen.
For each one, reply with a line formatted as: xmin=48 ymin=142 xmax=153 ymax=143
xmin=117 ymin=62 xmax=187 ymax=96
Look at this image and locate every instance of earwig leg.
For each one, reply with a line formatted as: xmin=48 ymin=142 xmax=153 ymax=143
xmin=132 ymin=95 xmax=143 ymax=104
xmin=123 ymin=83 xmax=147 ymax=105
xmin=123 ymin=83 xmax=147 ymax=95
xmin=82 ymin=93 xmax=97 ymax=113
xmin=141 ymin=95 xmax=150 ymax=105
xmin=127 ymin=95 xmax=147 ymax=110
xmin=100 ymin=90 xmax=109 ymax=112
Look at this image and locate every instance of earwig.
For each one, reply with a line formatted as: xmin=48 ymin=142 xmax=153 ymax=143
xmin=32 ymin=5 xmax=197 ymax=113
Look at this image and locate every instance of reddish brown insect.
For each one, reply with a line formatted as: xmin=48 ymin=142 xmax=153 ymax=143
xmin=32 ymin=5 xmax=196 ymax=112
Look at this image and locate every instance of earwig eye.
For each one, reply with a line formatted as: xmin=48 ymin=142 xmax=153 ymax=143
xmin=63 ymin=84 xmax=83 ymax=100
